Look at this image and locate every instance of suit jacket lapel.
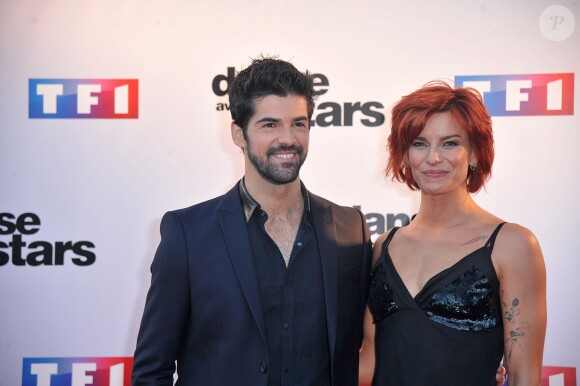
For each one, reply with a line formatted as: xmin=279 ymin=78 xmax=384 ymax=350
xmin=310 ymin=194 xmax=338 ymax=366
xmin=218 ymin=185 xmax=267 ymax=345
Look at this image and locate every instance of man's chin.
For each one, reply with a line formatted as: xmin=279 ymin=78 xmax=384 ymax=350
xmin=261 ymin=170 xmax=301 ymax=185
xmin=268 ymin=175 xmax=300 ymax=185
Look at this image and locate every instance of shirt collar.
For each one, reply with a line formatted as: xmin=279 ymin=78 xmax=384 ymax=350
xmin=239 ymin=177 xmax=311 ymax=223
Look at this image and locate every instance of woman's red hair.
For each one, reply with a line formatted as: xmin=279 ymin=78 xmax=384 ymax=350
xmin=387 ymin=81 xmax=494 ymax=193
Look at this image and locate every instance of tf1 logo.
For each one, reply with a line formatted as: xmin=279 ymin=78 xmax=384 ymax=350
xmin=29 ymin=79 xmax=139 ymax=118
xmin=541 ymin=366 xmax=577 ymax=386
xmin=455 ymin=73 xmax=574 ymax=116
xmin=22 ymin=357 xmax=132 ymax=386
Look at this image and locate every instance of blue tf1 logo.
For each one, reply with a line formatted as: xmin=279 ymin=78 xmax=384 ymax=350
xmin=22 ymin=357 xmax=132 ymax=386
xmin=455 ymin=73 xmax=574 ymax=116
xmin=29 ymin=79 xmax=139 ymax=119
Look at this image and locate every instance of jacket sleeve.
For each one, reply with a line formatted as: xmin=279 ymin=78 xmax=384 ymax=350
xmin=132 ymin=211 xmax=191 ymax=386
xmin=356 ymin=208 xmax=373 ymax=347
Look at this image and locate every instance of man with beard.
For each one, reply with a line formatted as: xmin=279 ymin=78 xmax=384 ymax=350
xmin=131 ymin=57 xmax=372 ymax=386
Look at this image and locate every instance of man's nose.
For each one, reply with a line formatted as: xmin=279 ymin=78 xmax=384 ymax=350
xmin=277 ymin=126 xmax=296 ymax=145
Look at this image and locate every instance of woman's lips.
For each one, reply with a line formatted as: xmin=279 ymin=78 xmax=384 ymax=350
xmin=423 ymin=170 xmax=447 ymax=177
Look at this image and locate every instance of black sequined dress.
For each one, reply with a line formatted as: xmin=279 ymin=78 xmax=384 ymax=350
xmin=368 ymin=223 xmax=505 ymax=385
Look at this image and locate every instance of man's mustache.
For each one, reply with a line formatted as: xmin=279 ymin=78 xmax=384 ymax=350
xmin=266 ymin=145 xmax=304 ymax=157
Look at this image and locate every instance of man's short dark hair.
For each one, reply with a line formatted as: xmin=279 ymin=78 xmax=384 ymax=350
xmin=229 ymin=56 xmax=317 ymax=133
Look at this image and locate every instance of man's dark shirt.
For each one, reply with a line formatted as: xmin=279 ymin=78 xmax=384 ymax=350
xmin=240 ymin=179 xmax=331 ymax=386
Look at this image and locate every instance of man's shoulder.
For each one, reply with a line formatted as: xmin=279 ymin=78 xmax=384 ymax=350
xmin=308 ymin=191 xmax=362 ymax=216
xmin=308 ymin=191 xmax=370 ymax=243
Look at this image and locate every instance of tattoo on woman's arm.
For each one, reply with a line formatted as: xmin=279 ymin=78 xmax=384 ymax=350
xmin=504 ymin=296 xmax=519 ymax=323
xmin=501 ymin=290 xmax=530 ymax=365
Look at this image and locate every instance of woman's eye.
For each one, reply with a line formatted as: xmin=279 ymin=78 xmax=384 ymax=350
xmin=411 ymin=142 xmax=426 ymax=148
xmin=443 ymin=141 xmax=459 ymax=147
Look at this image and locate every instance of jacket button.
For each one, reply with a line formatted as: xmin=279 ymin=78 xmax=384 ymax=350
xmin=260 ymin=362 xmax=268 ymax=373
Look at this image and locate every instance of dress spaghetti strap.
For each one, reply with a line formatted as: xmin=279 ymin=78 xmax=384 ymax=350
xmin=485 ymin=222 xmax=507 ymax=251
xmin=381 ymin=226 xmax=400 ymax=250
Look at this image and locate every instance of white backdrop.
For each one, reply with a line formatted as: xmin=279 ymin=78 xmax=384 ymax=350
xmin=1 ymin=0 xmax=578 ymax=385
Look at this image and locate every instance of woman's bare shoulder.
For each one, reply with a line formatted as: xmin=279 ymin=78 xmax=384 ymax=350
xmin=496 ymin=222 xmax=541 ymax=251
xmin=492 ymin=222 xmax=544 ymax=275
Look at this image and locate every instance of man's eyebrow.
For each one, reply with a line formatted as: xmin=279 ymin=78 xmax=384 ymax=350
xmin=255 ymin=116 xmax=309 ymax=124
xmin=255 ymin=117 xmax=280 ymax=124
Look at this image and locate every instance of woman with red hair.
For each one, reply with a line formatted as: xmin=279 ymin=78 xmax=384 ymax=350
xmin=365 ymin=81 xmax=546 ymax=385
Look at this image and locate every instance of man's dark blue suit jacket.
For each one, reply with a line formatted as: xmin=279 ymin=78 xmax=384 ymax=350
xmin=132 ymin=182 xmax=372 ymax=386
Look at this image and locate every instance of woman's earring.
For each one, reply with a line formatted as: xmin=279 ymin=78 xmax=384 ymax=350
xmin=469 ymin=163 xmax=477 ymax=171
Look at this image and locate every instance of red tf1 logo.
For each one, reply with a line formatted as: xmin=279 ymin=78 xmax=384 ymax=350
xmin=22 ymin=357 xmax=132 ymax=386
xmin=541 ymin=366 xmax=577 ymax=386
xmin=455 ymin=73 xmax=574 ymax=116
xmin=29 ymin=79 xmax=139 ymax=119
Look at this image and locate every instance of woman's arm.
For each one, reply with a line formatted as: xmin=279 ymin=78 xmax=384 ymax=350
xmin=495 ymin=224 xmax=547 ymax=385
xmin=359 ymin=307 xmax=376 ymax=385
xmin=359 ymin=233 xmax=388 ymax=384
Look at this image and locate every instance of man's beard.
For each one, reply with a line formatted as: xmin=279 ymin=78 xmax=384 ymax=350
xmin=247 ymin=144 xmax=307 ymax=185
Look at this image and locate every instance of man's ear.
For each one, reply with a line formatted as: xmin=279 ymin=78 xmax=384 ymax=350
xmin=231 ymin=122 xmax=246 ymax=148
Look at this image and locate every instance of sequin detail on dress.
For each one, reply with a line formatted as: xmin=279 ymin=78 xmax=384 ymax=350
xmin=425 ymin=265 xmax=500 ymax=331
xmin=368 ymin=263 xmax=398 ymax=323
